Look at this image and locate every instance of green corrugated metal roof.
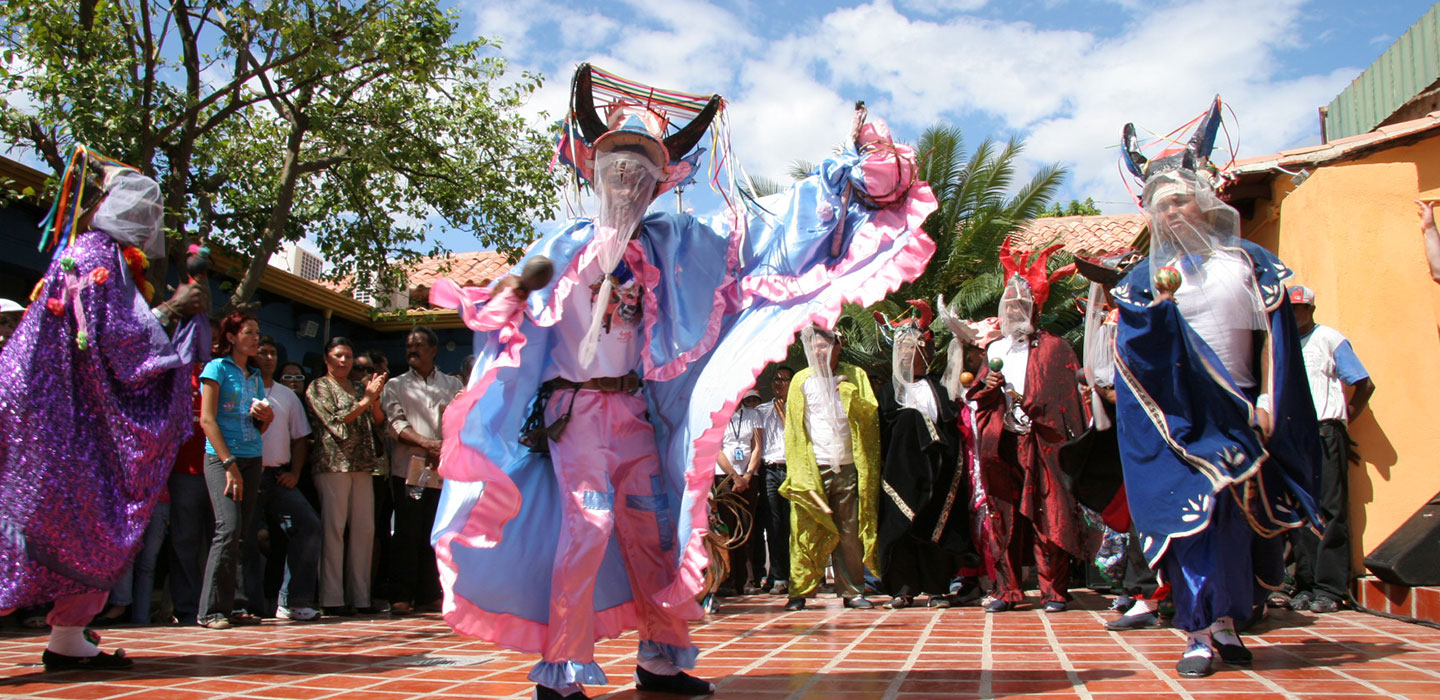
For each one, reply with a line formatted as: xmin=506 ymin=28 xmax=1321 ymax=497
xmin=1324 ymin=3 xmax=1440 ymax=141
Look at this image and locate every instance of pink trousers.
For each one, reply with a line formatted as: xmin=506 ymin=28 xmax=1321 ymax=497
xmin=543 ymin=388 xmax=692 ymax=665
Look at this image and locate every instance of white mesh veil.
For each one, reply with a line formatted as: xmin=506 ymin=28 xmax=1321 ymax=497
xmin=1081 ymin=281 xmax=1116 ymax=430
xmin=576 ymin=149 xmax=662 ymax=367
xmin=92 ymin=169 xmax=165 ymax=260
xmin=1142 ymin=168 xmax=1267 ymax=332
xmin=801 ymin=325 xmax=848 ymax=445
xmin=891 ymin=326 xmax=923 ymax=412
xmin=999 ymin=276 xmax=1035 ymax=340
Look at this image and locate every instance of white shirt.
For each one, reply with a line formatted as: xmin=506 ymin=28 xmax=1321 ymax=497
xmin=801 ymin=374 xmax=853 ymax=466
xmin=757 ymin=400 xmax=787 ymax=464
xmin=548 ymin=253 xmax=644 ymax=382
xmin=260 ymin=382 xmax=312 ymax=467
xmin=381 ymin=366 xmax=464 ymax=476
xmin=1300 ymin=324 xmax=1369 ymax=423
xmin=717 ymin=405 xmax=763 ymax=475
xmin=987 ymin=335 xmax=1031 ymax=428
xmin=1174 ymin=254 xmax=1260 ymax=388
xmin=897 ymin=378 xmax=940 ymax=424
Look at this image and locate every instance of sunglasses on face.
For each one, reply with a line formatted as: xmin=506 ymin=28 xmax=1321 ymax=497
xmin=280 ymin=374 xmax=305 ymax=381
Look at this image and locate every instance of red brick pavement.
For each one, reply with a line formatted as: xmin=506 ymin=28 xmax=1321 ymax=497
xmin=3 ymin=592 xmax=1439 ymax=699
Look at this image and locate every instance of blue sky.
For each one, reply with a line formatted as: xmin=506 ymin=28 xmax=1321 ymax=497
xmin=424 ymin=0 xmax=1436 ymax=251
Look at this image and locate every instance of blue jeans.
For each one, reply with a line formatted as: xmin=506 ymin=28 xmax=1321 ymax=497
xmin=198 ymin=454 xmax=261 ymax=624
xmin=167 ymin=472 xmax=213 ymax=622
xmin=107 ymin=501 xmax=170 ymax=623
xmin=244 ymin=466 xmax=322 ymax=612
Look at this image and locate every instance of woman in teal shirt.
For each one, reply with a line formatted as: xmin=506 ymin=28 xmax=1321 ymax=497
xmin=196 ymin=312 xmax=274 ymax=628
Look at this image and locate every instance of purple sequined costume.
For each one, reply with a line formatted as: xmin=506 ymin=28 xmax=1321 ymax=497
xmin=0 ymin=230 xmax=193 ymax=610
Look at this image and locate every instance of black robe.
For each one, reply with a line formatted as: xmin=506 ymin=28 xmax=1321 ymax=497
xmin=876 ymin=375 xmax=979 ymax=596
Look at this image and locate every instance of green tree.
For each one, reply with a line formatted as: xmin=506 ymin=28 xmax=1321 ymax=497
xmin=1 ymin=0 xmax=556 ymax=309
xmin=1038 ymin=197 xmax=1102 ymax=218
xmin=834 ymin=126 xmax=1079 ymax=374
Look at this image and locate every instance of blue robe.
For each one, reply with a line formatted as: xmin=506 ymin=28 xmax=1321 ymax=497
xmin=1111 ymin=241 xmax=1321 ymax=627
xmin=428 ymin=130 xmax=937 ymax=667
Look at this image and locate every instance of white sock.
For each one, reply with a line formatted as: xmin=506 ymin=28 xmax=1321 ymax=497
xmin=638 ymin=655 xmax=681 ymax=676
xmin=1209 ymin=617 xmax=1241 ymax=647
xmin=47 ymin=626 xmax=99 ymax=657
xmin=1123 ymin=598 xmax=1159 ymax=617
xmin=1183 ymin=631 xmax=1213 ymax=658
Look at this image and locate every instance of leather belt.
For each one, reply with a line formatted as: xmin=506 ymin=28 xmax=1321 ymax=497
xmin=551 ymin=372 xmax=642 ymax=394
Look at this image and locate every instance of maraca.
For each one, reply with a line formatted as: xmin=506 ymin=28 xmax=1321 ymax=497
xmin=519 ymin=255 xmax=555 ymax=292
xmin=959 ymin=371 xmax=976 ymax=387
xmin=988 ymin=357 xmax=1004 ymax=372
xmin=1154 ymin=266 xmax=1182 ymax=294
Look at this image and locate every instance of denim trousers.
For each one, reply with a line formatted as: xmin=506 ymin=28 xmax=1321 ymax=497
xmin=197 ymin=454 xmax=261 ymax=623
xmin=243 ymin=466 xmax=322 ymax=612
xmin=107 ymin=501 xmax=170 ymax=623
xmin=167 ymin=472 xmax=214 ymax=622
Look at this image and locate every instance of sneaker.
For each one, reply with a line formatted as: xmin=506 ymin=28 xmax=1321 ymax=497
xmin=1309 ymin=595 xmax=1341 ymax=614
xmin=984 ymin=599 xmax=1012 ymax=613
xmin=276 ymin=606 xmax=320 ymax=622
xmin=1288 ymin=590 xmax=1315 ymax=612
xmin=952 ymin=581 xmax=983 ymax=605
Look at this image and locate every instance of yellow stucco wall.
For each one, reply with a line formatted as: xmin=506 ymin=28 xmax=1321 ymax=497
xmin=1243 ymin=141 xmax=1440 ymax=570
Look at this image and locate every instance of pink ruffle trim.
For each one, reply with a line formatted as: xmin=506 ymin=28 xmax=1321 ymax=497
xmin=636 ymin=235 xmax=740 ymax=383
xmin=739 ymin=183 xmax=938 ymax=305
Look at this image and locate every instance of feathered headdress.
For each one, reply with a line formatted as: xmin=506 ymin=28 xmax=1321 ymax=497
xmin=873 ymin=299 xmax=934 ymax=346
xmin=999 ymin=239 xmax=1071 ymax=306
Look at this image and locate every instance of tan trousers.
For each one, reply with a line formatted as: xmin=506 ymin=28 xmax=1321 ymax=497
xmin=315 ymin=471 xmax=374 ymax=608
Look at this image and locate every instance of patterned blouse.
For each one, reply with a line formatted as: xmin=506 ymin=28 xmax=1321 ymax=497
xmin=306 ymin=375 xmax=382 ymax=474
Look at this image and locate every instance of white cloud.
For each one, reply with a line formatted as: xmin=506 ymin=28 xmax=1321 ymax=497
xmin=462 ymin=0 xmax=1361 ymax=217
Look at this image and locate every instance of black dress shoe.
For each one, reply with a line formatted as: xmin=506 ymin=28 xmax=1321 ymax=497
xmin=1105 ymin=611 xmax=1159 ymax=631
xmin=784 ymin=597 xmax=806 ymax=611
xmin=843 ymin=597 xmax=873 ymax=609
xmin=42 ymin=648 xmax=134 ymax=671
xmin=1288 ymin=590 xmax=1314 ymax=612
xmin=634 ymin=666 xmax=715 ymax=695
xmin=1176 ymin=651 xmax=1214 ymax=677
xmin=1044 ymin=601 xmax=1067 ymax=613
xmin=534 ymin=684 xmax=589 ymax=700
xmin=884 ymin=596 xmax=911 ymax=609
xmin=1215 ymin=640 xmax=1253 ymax=665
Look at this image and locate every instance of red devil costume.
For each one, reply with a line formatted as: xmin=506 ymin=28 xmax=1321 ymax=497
xmin=967 ymin=242 xmax=1088 ymax=611
xmin=874 ymin=301 xmax=979 ymax=607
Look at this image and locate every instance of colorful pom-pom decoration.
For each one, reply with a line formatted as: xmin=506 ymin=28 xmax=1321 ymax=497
xmin=46 ymin=298 xmax=65 ymax=315
xmin=1154 ymin=266 xmax=1182 ymax=294
xmin=91 ymin=267 xmax=110 ymax=284
xmin=60 ymin=257 xmax=76 ymax=272
xmin=76 ymin=331 xmax=88 ymax=351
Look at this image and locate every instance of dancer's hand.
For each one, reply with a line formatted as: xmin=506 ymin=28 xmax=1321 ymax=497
xmin=983 ymin=371 xmax=1004 ymax=390
xmin=224 ymin=465 xmax=244 ymax=502
xmin=1419 ymin=200 xmax=1436 ymax=234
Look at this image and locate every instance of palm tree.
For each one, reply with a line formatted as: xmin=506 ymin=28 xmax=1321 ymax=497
xmin=835 ymin=125 xmax=1076 ymax=374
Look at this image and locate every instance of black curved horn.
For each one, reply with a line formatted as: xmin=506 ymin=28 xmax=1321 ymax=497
xmin=570 ymin=63 xmax=608 ymax=145
xmin=663 ymin=94 xmax=722 ymax=161
xmin=1121 ymin=122 xmax=1147 ymax=179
